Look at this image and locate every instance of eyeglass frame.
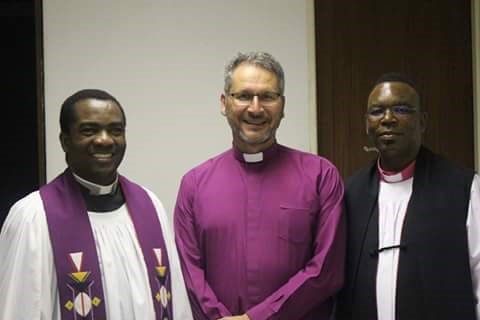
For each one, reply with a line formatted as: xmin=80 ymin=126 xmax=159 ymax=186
xmin=227 ymin=91 xmax=283 ymax=106
xmin=366 ymin=104 xmax=418 ymax=120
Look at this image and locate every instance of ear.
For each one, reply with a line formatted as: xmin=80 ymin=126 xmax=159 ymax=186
xmin=220 ymin=93 xmax=227 ymax=116
xmin=59 ymin=132 xmax=69 ymax=152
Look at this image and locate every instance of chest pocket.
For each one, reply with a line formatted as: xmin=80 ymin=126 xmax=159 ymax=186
xmin=278 ymin=204 xmax=313 ymax=244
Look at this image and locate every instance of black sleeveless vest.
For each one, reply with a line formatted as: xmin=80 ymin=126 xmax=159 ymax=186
xmin=337 ymin=147 xmax=476 ymax=320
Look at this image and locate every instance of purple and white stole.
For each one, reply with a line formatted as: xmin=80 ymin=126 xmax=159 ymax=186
xmin=39 ymin=170 xmax=173 ymax=320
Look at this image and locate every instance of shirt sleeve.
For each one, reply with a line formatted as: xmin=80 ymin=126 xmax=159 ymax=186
xmin=145 ymin=188 xmax=194 ymax=320
xmin=0 ymin=191 xmax=60 ymax=319
xmin=467 ymin=174 xmax=480 ymax=320
xmin=174 ymin=172 xmax=232 ymax=319
xmin=246 ymin=164 xmax=346 ymax=320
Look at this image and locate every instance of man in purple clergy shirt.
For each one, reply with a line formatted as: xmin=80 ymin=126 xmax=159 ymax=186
xmin=174 ymin=52 xmax=346 ymax=320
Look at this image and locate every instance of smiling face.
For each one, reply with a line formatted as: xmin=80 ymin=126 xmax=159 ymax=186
xmin=366 ymin=81 xmax=426 ymax=171
xmin=60 ymin=98 xmax=126 ymax=185
xmin=220 ymin=63 xmax=285 ymax=153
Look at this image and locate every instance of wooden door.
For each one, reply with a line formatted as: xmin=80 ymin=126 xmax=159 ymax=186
xmin=315 ymin=0 xmax=474 ymax=179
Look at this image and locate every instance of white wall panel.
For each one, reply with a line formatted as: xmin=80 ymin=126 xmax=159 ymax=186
xmin=43 ymin=0 xmax=315 ymax=217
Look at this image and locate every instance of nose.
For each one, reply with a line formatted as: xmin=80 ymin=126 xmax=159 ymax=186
xmin=247 ymin=95 xmax=264 ymax=114
xmin=380 ymin=108 xmax=397 ymax=125
xmin=94 ymin=130 xmax=114 ymax=145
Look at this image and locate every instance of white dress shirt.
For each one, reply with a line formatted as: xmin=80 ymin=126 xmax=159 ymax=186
xmin=376 ymin=174 xmax=480 ymax=320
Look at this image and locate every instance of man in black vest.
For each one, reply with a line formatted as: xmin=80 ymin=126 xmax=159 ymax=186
xmin=337 ymin=73 xmax=480 ymax=320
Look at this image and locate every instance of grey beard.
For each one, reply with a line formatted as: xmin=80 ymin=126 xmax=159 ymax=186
xmin=238 ymin=129 xmax=272 ymax=145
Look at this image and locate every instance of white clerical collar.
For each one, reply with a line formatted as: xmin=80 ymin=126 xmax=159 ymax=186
xmin=72 ymin=172 xmax=119 ymax=195
xmin=377 ymin=159 xmax=416 ymax=183
xmin=233 ymin=142 xmax=279 ymax=164
xmin=243 ymin=152 xmax=263 ymax=163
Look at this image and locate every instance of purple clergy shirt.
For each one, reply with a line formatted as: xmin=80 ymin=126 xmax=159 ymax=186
xmin=174 ymin=143 xmax=345 ymax=320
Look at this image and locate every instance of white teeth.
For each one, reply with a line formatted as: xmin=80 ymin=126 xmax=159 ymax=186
xmin=93 ymin=153 xmax=112 ymax=158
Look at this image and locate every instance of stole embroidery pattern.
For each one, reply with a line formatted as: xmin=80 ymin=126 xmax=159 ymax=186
xmin=153 ymin=248 xmax=172 ymax=320
xmin=64 ymin=252 xmax=102 ymax=319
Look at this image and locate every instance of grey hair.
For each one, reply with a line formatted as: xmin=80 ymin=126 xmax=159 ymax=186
xmin=224 ymin=52 xmax=285 ymax=94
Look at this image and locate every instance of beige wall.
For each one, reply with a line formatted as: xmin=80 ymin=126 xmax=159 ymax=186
xmin=474 ymin=0 xmax=480 ymax=171
xmin=42 ymin=0 xmax=480 ymax=219
xmin=43 ymin=0 xmax=315 ymax=217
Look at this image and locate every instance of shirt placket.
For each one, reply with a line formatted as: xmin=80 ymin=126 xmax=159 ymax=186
xmin=244 ymin=165 xmax=264 ymax=304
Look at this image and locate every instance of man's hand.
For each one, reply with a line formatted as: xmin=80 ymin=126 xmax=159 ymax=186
xmin=218 ymin=314 xmax=250 ymax=320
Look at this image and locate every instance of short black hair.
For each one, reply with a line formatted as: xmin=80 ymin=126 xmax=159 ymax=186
xmin=374 ymin=72 xmax=417 ymax=91
xmin=60 ymin=89 xmax=126 ymax=134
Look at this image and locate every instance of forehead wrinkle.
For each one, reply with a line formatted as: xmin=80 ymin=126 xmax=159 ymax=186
xmin=368 ymin=82 xmax=420 ymax=109
xmin=231 ymin=64 xmax=279 ymax=93
xmin=75 ymin=99 xmax=124 ymax=121
xmin=77 ymin=120 xmax=124 ymax=126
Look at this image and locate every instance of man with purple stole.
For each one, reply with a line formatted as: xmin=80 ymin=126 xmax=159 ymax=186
xmin=336 ymin=73 xmax=480 ymax=320
xmin=0 ymin=89 xmax=193 ymax=319
xmin=174 ymin=52 xmax=346 ymax=320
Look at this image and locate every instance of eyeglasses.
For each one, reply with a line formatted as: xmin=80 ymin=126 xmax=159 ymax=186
xmin=229 ymin=91 xmax=282 ymax=106
xmin=367 ymin=105 xmax=417 ymax=119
